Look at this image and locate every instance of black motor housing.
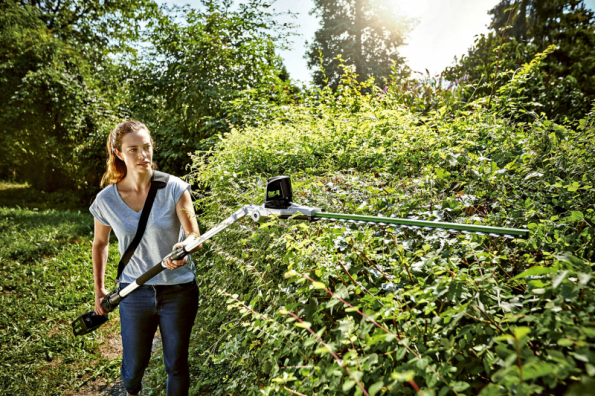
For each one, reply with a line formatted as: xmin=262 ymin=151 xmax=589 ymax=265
xmin=72 ymin=310 xmax=109 ymax=336
xmin=264 ymin=176 xmax=292 ymax=209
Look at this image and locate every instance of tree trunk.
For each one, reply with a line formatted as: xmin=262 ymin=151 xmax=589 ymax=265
xmin=517 ymin=0 xmax=528 ymax=41
xmin=354 ymin=0 xmax=363 ymax=81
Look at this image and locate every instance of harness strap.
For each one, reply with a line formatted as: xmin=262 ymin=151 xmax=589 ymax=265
xmin=116 ymin=171 xmax=169 ymax=281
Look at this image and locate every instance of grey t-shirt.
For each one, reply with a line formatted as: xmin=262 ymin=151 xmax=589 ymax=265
xmin=89 ymin=175 xmax=195 ymax=285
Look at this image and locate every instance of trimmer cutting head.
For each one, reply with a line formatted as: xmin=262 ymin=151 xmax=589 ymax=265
xmin=264 ymin=176 xmax=292 ymax=209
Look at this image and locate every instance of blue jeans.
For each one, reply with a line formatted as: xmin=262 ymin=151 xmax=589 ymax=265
xmin=119 ymin=281 xmax=199 ymax=396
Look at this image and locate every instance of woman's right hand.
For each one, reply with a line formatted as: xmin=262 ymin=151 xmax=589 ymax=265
xmin=95 ymin=287 xmax=109 ymax=315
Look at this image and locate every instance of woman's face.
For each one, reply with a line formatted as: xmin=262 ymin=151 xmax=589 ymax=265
xmin=115 ymin=129 xmax=153 ymax=173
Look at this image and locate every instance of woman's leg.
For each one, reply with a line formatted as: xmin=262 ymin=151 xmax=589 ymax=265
xmin=156 ymin=281 xmax=199 ymax=396
xmin=119 ymin=284 xmax=159 ymax=395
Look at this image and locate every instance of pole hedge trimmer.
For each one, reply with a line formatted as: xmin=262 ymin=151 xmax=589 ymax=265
xmin=73 ymin=176 xmax=529 ymax=336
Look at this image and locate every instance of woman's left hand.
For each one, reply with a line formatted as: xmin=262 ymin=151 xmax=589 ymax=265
xmin=164 ymin=232 xmax=201 ymax=270
xmin=164 ymin=242 xmax=190 ymax=270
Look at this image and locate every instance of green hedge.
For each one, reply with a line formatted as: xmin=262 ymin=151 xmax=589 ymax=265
xmin=147 ymin=51 xmax=595 ymax=396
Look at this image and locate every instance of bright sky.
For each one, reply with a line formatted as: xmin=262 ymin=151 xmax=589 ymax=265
xmin=163 ymin=0 xmax=595 ymax=84
xmin=398 ymin=0 xmax=502 ymax=76
xmin=268 ymin=0 xmax=503 ymax=82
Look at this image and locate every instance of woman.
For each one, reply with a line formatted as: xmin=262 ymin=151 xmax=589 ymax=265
xmin=89 ymin=120 xmax=200 ymax=396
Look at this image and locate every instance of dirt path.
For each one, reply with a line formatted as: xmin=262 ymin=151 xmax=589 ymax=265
xmin=69 ymin=330 xmax=162 ymax=396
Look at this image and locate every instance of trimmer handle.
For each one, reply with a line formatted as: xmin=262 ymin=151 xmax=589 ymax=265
xmin=102 ymin=290 xmax=122 ymax=313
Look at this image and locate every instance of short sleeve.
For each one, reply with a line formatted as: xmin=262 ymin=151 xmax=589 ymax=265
xmin=89 ymin=198 xmax=110 ymax=226
xmin=170 ymin=176 xmax=191 ymax=204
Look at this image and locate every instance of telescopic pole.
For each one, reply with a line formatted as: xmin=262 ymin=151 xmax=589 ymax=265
xmin=73 ymin=176 xmax=530 ymax=336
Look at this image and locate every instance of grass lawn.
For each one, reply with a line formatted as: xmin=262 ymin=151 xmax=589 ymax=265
xmin=0 ymin=182 xmax=122 ymax=395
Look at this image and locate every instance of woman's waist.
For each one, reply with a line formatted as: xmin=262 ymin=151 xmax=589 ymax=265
xmin=120 ymin=278 xmax=195 ymax=286
xmin=118 ymin=279 xmax=198 ymax=303
xmin=120 ymin=259 xmax=195 ymax=279
xmin=120 ymin=279 xmax=197 ymax=294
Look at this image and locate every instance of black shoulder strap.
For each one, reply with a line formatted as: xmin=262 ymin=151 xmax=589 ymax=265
xmin=116 ymin=171 xmax=170 ymax=282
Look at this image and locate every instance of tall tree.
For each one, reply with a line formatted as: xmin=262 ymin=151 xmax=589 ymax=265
xmin=444 ymin=0 xmax=595 ymax=120
xmin=490 ymin=0 xmax=595 ymax=85
xmin=306 ymin=0 xmax=414 ymax=89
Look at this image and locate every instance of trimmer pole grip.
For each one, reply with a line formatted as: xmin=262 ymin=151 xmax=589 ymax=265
xmin=170 ymin=246 xmax=188 ymax=261
xmin=102 ymin=291 xmax=121 ymax=312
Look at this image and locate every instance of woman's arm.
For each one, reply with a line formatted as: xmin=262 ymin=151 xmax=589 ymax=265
xmin=92 ymin=219 xmax=112 ymax=315
xmin=164 ymin=189 xmax=201 ymax=270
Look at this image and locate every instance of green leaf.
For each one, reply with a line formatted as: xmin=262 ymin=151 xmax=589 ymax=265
xmin=416 ymin=357 xmax=429 ymax=369
xmin=568 ymin=211 xmax=584 ymax=222
xmin=570 ymin=351 xmax=590 ymax=363
xmin=582 ymin=327 xmax=595 ymax=338
xmin=557 ymin=253 xmax=587 ymax=269
xmin=342 ymin=379 xmax=356 ymax=392
xmin=396 ymin=347 xmax=407 ymax=361
xmin=391 ymin=370 xmax=414 ymax=382
xmin=578 ymin=273 xmax=592 ymax=286
xmin=314 ymin=346 xmax=331 ymax=354
xmin=478 ymin=384 xmax=503 ymax=396
xmin=312 ymin=281 xmax=326 ymax=289
xmin=512 ymin=266 xmax=555 ymax=279
xmin=345 ymin=306 xmax=361 ymax=312
xmin=523 ymin=362 xmax=554 ymax=380
xmin=452 ymin=382 xmax=471 ymax=392
xmin=513 ymin=326 xmax=530 ymax=339
xmin=553 ymin=271 xmax=568 ymax=288
xmin=295 ymin=321 xmax=311 ymax=329
xmin=369 ymin=381 xmax=384 ymax=396
xmin=557 ymin=337 xmax=573 ymax=347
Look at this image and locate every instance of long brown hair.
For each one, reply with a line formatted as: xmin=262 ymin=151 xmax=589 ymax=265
xmin=100 ymin=121 xmax=157 ymax=187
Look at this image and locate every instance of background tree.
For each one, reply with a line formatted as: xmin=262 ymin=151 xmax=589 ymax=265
xmin=129 ymin=0 xmax=298 ymax=175
xmin=16 ymin=0 xmax=156 ymax=66
xmin=0 ymin=0 xmax=299 ymax=194
xmin=306 ymin=0 xmax=414 ymax=89
xmin=490 ymin=0 xmax=595 ymax=94
xmin=444 ymin=0 xmax=595 ymax=120
xmin=0 ymin=0 xmax=156 ymax=191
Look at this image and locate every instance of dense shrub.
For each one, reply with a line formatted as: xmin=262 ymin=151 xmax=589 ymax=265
xmin=0 ymin=1 xmax=153 ymax=193
xmin=139 ymin=49 xmax=595 ymax=395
